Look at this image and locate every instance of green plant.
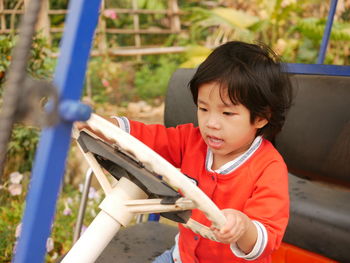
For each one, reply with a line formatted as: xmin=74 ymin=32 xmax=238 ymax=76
xmin=50 ymin=0 xmax=69 ymax=9
xmin=0 ymin=35 xmax=16 ymax=91
xmin=6 ymin=125 xmax=39 ymax=174
xmin=293 ymin=17 xmax=350 ymax=63
xmin=0 ymin=171 xmax=103 ymax=263
xmin=0 ymin=34 xmax=55 ymax=93
xmin=47 ymin=184 xmax=103 ymax=262
xmin=28 ymin=33 xmax=57 ymax=79
xmin=180 ymin=0 xmax=350 ymax=65
xmin=86 ymin=56 xmax=136 ymax=105
xmin=102 ymin=0 xmax=170 ymax=48
xmin=184 ymin=6 xmax=260 ymax=46
xmin=0 ymin=171 xmax=29 ymax=263
xmin=179 ymin=45 xmax=212 ymax=68
xmin=134 ymin=54 xmax=184 ymax=100
xmin=0 ymin=34 xmax=55 ymax=175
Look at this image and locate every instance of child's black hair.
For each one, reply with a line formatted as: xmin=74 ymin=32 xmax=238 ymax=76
xmin=189 ymin=41 xmax=293 ymax=140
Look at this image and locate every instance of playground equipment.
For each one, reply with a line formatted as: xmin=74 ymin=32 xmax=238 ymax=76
xmin=0 ymin=0 xmax=348 ymax=262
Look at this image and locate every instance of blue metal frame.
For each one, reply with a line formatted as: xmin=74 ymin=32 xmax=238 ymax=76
xmin=148 ymin=213 xmax=161 ymax=221
xmin=13 ymin=0 xmax=350 ymax=262
xmin=13 ymin=0 xmax=101 ymax=262
xmin=287 ymin=63 xmax=350 ymax=76
xmin=317 ymin=0 xmax=338 ymax=64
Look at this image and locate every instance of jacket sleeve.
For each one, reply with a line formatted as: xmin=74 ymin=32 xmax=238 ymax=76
xmin=126 ymin=119 xmax=195 ymax=168
xmin=243 ymin=160 xmax=290 ymax=260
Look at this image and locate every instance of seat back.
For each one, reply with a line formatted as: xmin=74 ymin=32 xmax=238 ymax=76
xmin=276 ymin=74 xmax=350 ymax=184
xmin=164 ymin=68 xmax=198 ymax=127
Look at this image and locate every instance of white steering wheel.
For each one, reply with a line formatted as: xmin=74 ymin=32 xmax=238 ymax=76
xmin=86 ymin=113 xmax=227 ymax=239
xmin=62 ymin=113 xmax=227 ymax=263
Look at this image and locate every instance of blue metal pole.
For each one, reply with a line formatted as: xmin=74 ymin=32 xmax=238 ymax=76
xmin=148 ymin=213 xmax=161 ymax=221
xmin=286 ymin=63 xmax=350 ymax=76
xmin=13 ymin=0 xmax=101 ymax=262
xmin=317 ymin=0 xmax=338 ymax=64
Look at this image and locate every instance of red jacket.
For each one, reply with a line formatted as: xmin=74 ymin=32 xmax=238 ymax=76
xmin=128 ymin=120 xmax=289 ymax=263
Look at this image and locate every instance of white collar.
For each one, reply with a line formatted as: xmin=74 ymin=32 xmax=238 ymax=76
xmin=206 ymin=136 xmax=263 ymax=174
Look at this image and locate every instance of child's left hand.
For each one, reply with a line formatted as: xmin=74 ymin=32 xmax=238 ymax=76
xmin=210 ymin=209 xmax=250 ymax=244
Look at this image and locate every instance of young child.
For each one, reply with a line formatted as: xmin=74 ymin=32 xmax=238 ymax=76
xmin=83 ymin=41 xmax=293 ymax=263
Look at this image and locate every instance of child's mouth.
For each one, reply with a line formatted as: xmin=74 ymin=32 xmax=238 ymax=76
xmin=207 ymin=136 xmax=224 ymax=149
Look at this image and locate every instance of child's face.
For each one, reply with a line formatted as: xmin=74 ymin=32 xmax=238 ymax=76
xmin=197 ymin=82 xmax=268 ymax=168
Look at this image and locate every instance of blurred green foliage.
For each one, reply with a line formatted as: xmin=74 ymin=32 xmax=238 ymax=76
xmin=7 ymin=125 xmax=39 ymax=173
xmin=135 ymin=54 xmax=185 ymax=100
xmin=1 ymin=1 xmax=350 ymax=261
xmin=0 ymin=34 xmax=55 ymax=175
xmin=179 ymin=0 xmax=350 ymax=65
xmin=0 ymin=173 xmax=102 ymax=263
xmin=86 ymin=56 xmax=137 ymax=105
xmin=0 ymin=35 xmax=16 ymax=92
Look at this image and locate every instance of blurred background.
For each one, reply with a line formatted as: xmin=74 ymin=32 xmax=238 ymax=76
xmin=0 ymin=0 xmax=349 ymax=262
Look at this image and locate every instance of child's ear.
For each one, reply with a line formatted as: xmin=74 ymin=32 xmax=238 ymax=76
xmin=254 ymin=117 xmax=268 ymax=129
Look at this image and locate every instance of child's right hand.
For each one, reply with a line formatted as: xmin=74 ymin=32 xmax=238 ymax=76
xmin=73 ymin=116 xmax=120 ymax=144
xmin=210 ymin=208 xmax=257 ymax=254
xmin=210 ymin=209 xmax=250 ymax=244
xmin=74 ymin=121 xmax=90 ymax=131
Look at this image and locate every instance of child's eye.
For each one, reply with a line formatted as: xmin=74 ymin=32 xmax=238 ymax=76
xmin=198 ymin=107 xmax=207 ymax=112
xmin=223 ymin=112 xmax=235 ymax=116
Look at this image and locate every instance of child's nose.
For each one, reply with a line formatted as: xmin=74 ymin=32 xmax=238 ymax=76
xmin=206 ymin=116 xmax=220 ymax=129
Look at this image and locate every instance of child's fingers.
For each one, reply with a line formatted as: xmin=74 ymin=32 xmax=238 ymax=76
xmin=212 ymin=209 xmax=249 ymax=243
xmin=210 ymin=225 xmax=218 ymax=231
xmin=74 ymin=121 xmax=88 ymax=130
xmin=219 ymin=211 xmax=236 ymax=234
xmin=214 ymin=228 xmax=240 ymax=244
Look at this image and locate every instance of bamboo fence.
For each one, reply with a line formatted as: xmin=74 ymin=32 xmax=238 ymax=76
xmin=0 ymin=0 xmax=186 ymax=56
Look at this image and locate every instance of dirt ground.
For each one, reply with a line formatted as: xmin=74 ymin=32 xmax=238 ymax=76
xmin=125 ymin=100 xmax=165 ymax=124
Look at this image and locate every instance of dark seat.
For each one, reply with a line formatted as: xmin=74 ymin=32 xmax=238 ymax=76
xmin=164 ymin=68 xmax=350 ymax=262
xmin=96 ymin=222 xmax=178 ymax=263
